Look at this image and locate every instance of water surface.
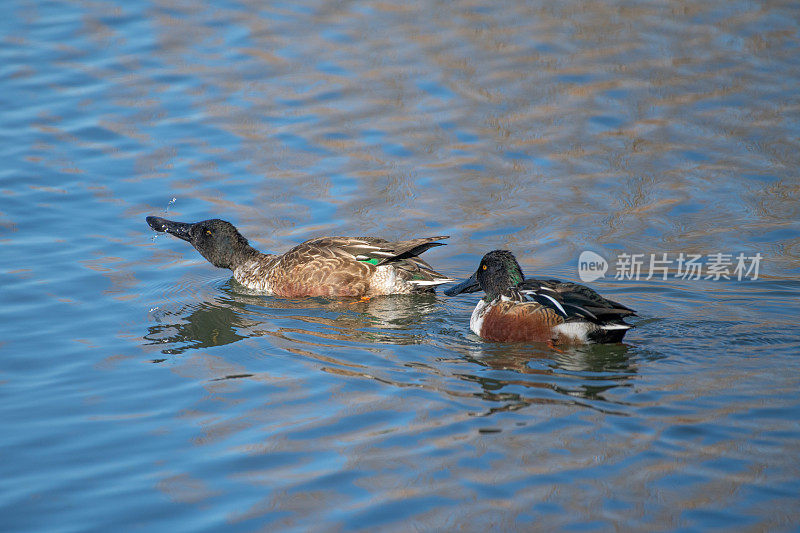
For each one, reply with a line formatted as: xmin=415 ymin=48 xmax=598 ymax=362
xmin=1 ymin=0 xmax=799 ymax=531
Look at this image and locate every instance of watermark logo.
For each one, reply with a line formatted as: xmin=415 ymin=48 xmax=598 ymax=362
xmin=578 ymin=251 xmax=608 ymax=282
xmin=577 ymin=251 xmax=762 ymax=281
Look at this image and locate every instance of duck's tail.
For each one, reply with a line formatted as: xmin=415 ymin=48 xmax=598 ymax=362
xmin=386 ymin=236 xmax=454 ymax=290
xmin=588 ymin=321 xmax=634 ymax=343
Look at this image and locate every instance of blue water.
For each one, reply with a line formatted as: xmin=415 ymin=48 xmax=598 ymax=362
xmin=2 ymin=0 xmax=800 ymax=531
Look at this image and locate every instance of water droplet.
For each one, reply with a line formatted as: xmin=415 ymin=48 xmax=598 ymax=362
xmin=164 ymin=197 xmax=177 ymax=214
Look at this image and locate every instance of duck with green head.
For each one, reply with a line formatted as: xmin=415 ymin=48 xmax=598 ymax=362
xmin=146 ymin=216 xmax=452 ymax=298
xmin=445 ymin=250 xmax=636 ymax=344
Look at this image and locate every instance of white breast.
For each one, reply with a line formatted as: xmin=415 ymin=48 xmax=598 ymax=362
xmin=470 ymin=299 xmax=490 ymax=336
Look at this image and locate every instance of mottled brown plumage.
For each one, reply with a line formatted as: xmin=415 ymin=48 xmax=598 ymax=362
xmin=146 ymin=216 xmax=452 ymax=297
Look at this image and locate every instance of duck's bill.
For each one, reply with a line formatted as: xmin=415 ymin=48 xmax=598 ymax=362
xmin=146 ymin=216 xmax=192 ymax=242
xmin=443 ymin=272 xmax=481 ymax=296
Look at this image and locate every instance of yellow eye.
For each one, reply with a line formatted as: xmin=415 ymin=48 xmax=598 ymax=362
xmin=482 ymin=265 xmax=487 ymax=270
xmin=206 ymin=230 xmax=212 ymax=235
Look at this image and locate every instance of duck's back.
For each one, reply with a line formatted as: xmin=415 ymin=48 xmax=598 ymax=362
xmin=521 ymin=278 xmax=636 ymax=323
xmin=233 ymin=236 xmax=450 ymax=297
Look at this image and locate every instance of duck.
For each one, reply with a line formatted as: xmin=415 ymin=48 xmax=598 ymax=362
xmin=146 ymin=216 xmax=453 ymax=298
xmin=444 ymin=250 xmax=636 ymax=344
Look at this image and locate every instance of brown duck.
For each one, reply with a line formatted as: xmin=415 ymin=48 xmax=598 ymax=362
xmin=444 ymin=250 xmax=637 ymax=343
xmin=146 ymin=216 xmax=452 ymax=298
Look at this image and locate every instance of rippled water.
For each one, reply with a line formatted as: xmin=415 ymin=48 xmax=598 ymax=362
xmin=2 ymin=0 xmax=800 ymax=530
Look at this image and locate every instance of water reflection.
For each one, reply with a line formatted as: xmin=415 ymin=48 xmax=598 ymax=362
xmin=143 ymin=277 xmax=640 ymax=419
xmin=145 ymin=299 xmax=248 ymax=356
xmin=453 ymin=341 xmax=637 ymax=416
xmin=144 ymin=280 xmax=442 ymax=356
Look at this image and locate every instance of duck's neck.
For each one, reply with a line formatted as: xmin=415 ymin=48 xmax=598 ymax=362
xmin=230 ymin=247 xmax=281 ymax=292
xmin=233 ymin=245 xmax=277 ymax=270
xmin=483 ymin=286 xmax=524 ymax=303
xmin=238 ymin=243 xmax=265 ymax=263
xmin=483 ymin=291 xmax=501 ymax=303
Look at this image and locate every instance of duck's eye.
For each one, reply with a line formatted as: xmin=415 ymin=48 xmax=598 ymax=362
xmin=482 ymin=265 xmax=487 ymax=270
xmin=206 ymin=229 xmax=212 ymax=235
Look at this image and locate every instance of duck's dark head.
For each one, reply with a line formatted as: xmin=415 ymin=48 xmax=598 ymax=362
xmin=444 ymin=250 xmax=525 ymax=299
xmin=146 ymin=216 xmax=254 ymax=269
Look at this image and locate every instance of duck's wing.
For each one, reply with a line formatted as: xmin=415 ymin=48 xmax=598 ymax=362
xmin=296 ymin=236 xmax=446 ymax=261
xmin=364 ymin=236 xmax=449 ymax=266
xmin=519 ymin=278 xmax=636 ymax=323
xmin=296 ymin=236 xmax=452 ymax=285
xmin=365 ymin=236 xmax=453 ymax=285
